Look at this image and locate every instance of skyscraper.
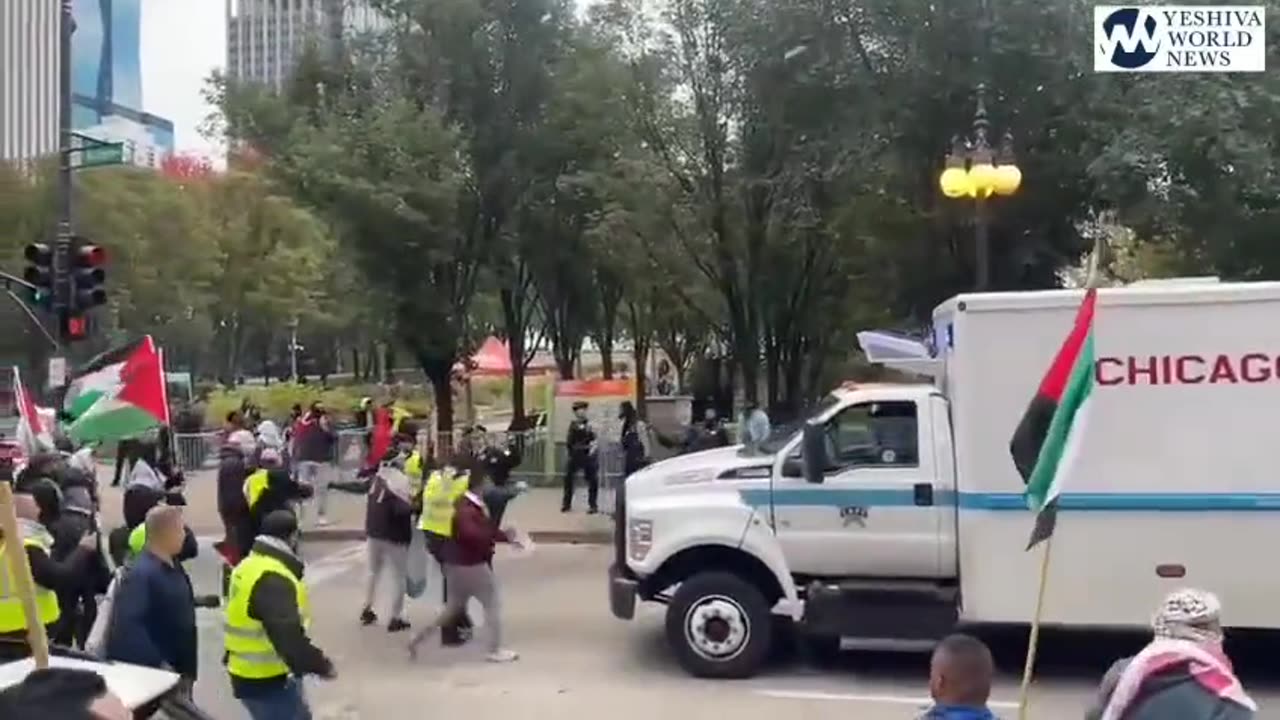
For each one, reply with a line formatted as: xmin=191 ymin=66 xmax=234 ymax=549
xmin=226 ymin=0 xmax=387 ymax=92
xmin=71 ymin=0 xmax=174 ymax=168
xmin=0 ymin=0 xmax=61 ymax=164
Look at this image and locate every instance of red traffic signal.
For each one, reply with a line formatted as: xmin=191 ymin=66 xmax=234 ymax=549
xmin=70 ymin=238 xmax=107 ymax=310
xmin=65 ymin=314 xmax=87 ymax=340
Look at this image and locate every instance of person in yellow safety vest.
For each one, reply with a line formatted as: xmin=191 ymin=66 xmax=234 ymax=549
xmin=418 ymin=456 xmax=476 ymax=646
xmin=0 ymin=481 xmax=97 ymax=661
xmin=240 ymin=449 xmax=313 ymax=556
xmin=225 ymin=510 xmax=335 ymax=720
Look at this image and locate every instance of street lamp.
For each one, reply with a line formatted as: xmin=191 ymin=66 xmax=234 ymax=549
xmin=287 ymin=317 xmax=303 ymax=381
xmin=938 ymin=83 xmax=1022 ymax=291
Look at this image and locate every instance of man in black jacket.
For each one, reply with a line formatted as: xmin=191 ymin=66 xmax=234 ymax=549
xmin=360 ymin=432 xmax=415 ymax=632
xmin=562 ymin=402 xmax=599 ymax=513
xmin=228 ymin=510 xmax=336 ymax=720
xmin=245 ymin=449 xmax=314 ymax=548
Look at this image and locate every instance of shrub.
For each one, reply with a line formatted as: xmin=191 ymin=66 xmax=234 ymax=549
xmin=204 ymin=382 xmax=433 ymax=427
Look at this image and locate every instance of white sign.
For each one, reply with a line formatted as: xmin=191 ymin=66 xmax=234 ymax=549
xmin=47 ymin=357 xmax=67 ymax=388
xmin=1094 ymin=6 xmax=1266 ymax=73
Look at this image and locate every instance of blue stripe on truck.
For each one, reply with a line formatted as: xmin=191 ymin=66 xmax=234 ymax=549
xmin=738 ymin=488 xmax=1280 ymax=512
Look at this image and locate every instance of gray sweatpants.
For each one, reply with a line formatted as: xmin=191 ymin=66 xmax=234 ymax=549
xmin=364 ymin=539 xmax=409 ymax=620
xmin=297 ymin=461 xmax=332 ymax=517
xmin=409 ymin=563 xmax=502 ymax=652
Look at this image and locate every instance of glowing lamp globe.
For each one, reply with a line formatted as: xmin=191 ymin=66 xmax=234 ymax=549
xmin=939 ymin=167 xmax=970 ymax=198
xmin=993 ymin=164 xmax=1022 ymax=196
xmin=967 ymin=162 xmax=998 ymax=198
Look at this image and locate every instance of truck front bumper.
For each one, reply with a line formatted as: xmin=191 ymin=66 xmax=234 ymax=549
xmin=609 ymin=563 xmax=639 ymax=620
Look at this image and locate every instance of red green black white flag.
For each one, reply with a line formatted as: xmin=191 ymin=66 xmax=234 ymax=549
xmin=1008 ymin=288 xmax=1097 ymax=549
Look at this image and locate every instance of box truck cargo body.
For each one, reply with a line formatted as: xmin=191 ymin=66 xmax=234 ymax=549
xmin=608 ymin=280 xmax=1280 ymax=678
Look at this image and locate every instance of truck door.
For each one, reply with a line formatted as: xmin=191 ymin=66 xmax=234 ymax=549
xmin=928 ymin=394 xmax=958 ymax=577
xmin=773 ymin=399 xmax=944 ymax=577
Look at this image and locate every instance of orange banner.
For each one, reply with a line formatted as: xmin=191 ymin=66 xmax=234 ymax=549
xmin=555 ymin=379 xmax=634 ymax=397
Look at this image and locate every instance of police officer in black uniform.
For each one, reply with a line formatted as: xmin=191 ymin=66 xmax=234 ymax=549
xmin=561 ymin=401 xmax=599 ymax=514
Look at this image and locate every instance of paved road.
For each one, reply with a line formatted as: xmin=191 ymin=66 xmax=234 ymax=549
xmin=177 ymin=543 xmax=1280 ymax=719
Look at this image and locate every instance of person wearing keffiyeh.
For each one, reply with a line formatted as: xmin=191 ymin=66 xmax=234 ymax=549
xmin=1087 ymin=588 xmax=1256 ymax=720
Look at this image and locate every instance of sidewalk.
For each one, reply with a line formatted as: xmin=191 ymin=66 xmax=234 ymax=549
xmin=95 ymin=466 xmax=613 ymax=545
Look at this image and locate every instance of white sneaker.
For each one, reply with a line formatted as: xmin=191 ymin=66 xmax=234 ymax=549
xmin=486 ymin=649 xmax=519 ymax=663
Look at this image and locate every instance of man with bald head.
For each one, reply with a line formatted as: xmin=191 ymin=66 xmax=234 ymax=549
xmin=922 ymin=633 xmax=998 ymax=720
xmin=105 ymin=505 xmax=199 ymax=693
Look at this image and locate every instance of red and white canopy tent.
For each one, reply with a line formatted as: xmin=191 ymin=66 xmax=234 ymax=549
xmin=455 ymin=336 xmax=555 ymax=377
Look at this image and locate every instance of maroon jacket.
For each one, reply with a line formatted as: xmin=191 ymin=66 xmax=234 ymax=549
xmin=445 ymin=493 xmax=508 ymax=566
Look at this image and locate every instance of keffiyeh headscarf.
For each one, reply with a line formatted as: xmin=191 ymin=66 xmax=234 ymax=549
xmin=1152 ymin=588 xmax=1223 ymax=644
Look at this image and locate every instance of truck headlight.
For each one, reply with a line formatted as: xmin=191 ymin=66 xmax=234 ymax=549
xmin=628 ymin=518 xmax=653 ymax=561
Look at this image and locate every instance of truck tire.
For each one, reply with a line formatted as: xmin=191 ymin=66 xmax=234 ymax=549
xmin=665 ymin=571 xmax=772 ymax=679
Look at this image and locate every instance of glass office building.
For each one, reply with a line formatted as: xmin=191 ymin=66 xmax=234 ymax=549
xmin=71 ymin=0 xmax=173 ymax=163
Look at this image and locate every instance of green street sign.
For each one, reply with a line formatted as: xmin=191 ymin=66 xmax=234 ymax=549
xmin=73 ymin=143 xmax=126 ymax=169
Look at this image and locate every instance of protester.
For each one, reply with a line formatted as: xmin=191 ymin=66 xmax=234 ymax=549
xmin=472 ymin=425 xmax=525 ymax=526
xmin=0 ymin=478 xmax=97 ymax=661
xmin=293 ymin=401 xmax=336 ymax=526
xmin=562 ymin=401 xmax=599 ymax=513
xmin=216 ymin=426 xmax=254 ymax=565
xmin=657 ymin=406 xmax=731 ymax=455
xmin=104 ymin=506 xmax=198 ymax=695
xmin=243 ymin=448 xmax=314 ymax=550
xmin=416 ymin=454 xmax=476 ymax=646
xmin=1087 ymin=589 xmax=1256 ymax=720
xmin=226 ymin=510 xmax=336 ymax=720
xmin=111 ymin=437 xmax=143 ymax=488
xmin=360 ymin=431 xmax=416 ymax=632
xmin=407 ymin=466 xmax=520 ymax=663
xmin=36 ymin=455 xmax=108 ymax=648
xmin=0 ymin=667 xmax=131 ymax=720
xmin=919 ymin=633 xmax=998 ymax=720
xmin=618 ymin=401 xmax=650 ymax=476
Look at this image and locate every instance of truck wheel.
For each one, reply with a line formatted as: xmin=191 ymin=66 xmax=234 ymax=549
xmin=665 ymin=571 xmax=772 ymax=679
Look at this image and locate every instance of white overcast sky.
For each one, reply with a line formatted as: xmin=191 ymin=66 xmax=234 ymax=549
xmin=140 ymin=0 xmax=225 ymax=157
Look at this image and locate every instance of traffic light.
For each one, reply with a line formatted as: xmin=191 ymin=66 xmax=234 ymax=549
xmin=69 ymin=237 xmax=106 ymax=312
xmin=22 ymin=242 xmax=53 ymax=307
xmin=61 ymin=313 xmax=88 ymax=341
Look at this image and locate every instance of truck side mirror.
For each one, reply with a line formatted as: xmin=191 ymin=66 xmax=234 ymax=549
xmin=801 ymin=421 xmax=828 ymax=484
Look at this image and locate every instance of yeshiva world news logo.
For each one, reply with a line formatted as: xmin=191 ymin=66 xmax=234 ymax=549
xmin=1094 ymin=5 xmax=1266 ymax=72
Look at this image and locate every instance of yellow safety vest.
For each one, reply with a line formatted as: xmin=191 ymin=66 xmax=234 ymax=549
xmin=391 ymin=407 xmax=411 ymax=433
xmin=128 ymin=524 xmax=147 ymax=557
xmin=243 ymin=469 xmax=270 ymax=511
xmin=405 ymin=451 xmax=424 ymax=499
xmin=418 ymin=468 xmax=469 ymax=536
xmin=224 ymin=551 xmax=311 ymax=680
xmin=0 ymin=528 xmax=61 ymax=633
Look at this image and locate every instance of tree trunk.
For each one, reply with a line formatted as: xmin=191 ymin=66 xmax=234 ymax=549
xmin=599 ymin=334 xmax=615 ymax=379
xmin=419 ymin=352 xmax=455 ymax=438
xmin=350 ymin=347 xmax=360 ymax=379
xmin=500 ymin=288 xmax=529 ymax=422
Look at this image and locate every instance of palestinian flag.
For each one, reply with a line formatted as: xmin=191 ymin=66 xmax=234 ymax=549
xmin=13 ymin=366 xmax=52 ymax=454
xmin=1009 ymin=288 xmax=1097 ymax=549
xmin=62 ymin=336 xmax=169 ymax=444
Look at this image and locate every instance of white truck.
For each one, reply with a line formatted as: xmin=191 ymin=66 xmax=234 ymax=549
xmin=608 ymin=280 xmax=1280 ymax=678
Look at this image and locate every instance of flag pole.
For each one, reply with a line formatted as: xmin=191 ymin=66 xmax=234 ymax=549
xmin=0 ymin=473 xmax=51 ymax=668
xmin=1016 ymin=231 xmax=1108 ymax=720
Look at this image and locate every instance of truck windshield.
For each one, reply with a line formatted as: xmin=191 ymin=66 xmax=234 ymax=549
xmin=757 ymin=394 xmax=840 ymax=454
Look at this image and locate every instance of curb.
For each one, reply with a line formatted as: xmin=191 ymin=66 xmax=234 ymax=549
xmin=299 ymin=527 xmax=613 ymax=545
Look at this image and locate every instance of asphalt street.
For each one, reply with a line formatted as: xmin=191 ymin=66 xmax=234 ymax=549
xmin=177 ymin=542 xmax=1280 ymax=720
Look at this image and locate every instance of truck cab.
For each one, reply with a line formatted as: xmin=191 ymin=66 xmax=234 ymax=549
xmin=610 ymin=281 xmax=1280 ymax=678
xmin=610 ymin=381 xmax=960 ymax=678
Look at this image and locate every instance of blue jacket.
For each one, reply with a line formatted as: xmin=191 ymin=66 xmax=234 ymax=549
xmin=919 ymin=705 xmax=997 ymax=720
xmin=105 ymin=549 xmax=198 ymax=678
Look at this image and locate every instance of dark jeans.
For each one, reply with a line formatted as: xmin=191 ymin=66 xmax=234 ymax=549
xmin=562 ymin=455 xmax=599 ymax=511
xmin=239 ymin=678 xmax=312 ymax=720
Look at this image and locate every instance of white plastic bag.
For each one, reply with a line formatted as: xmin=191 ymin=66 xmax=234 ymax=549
xmin=405 ymin=523 xmax=430 ymax=598
xmin=85 ymin=570 xmax=122 ymax=657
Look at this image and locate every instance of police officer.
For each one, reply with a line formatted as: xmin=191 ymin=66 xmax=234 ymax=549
xmin=562 ymin=401 xmax=599 ymax=513
xmin=225 ymin=510 xmax=334 ymax=720
xmin=417 ymin=454 xmax=474 ymax=645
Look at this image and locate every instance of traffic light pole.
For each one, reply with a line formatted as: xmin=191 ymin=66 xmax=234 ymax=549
xmin=55 ymin=0 xmax=74 ymax=344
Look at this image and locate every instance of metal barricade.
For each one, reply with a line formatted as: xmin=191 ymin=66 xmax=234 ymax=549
xmin=172 ymin=432 xmax=222 ymax=472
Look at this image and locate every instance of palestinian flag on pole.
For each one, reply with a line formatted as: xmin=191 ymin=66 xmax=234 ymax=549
xmin=62 ymin=335 xmax=169 ymax=444
xmin=13 ymin=367 xmax=52 ymax=454
xmin=1008 ymin=288 xmax=1098 ymax=550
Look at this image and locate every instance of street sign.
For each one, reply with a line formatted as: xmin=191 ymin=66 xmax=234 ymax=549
xmin=47 ymin=356 xmax=66 ymax=389
xmin=71 ymin=143 xmax=126 ymax=169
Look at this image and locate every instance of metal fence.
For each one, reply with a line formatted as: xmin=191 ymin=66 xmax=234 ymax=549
xmin=171 ymin=428 xmax=629 ymax=507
